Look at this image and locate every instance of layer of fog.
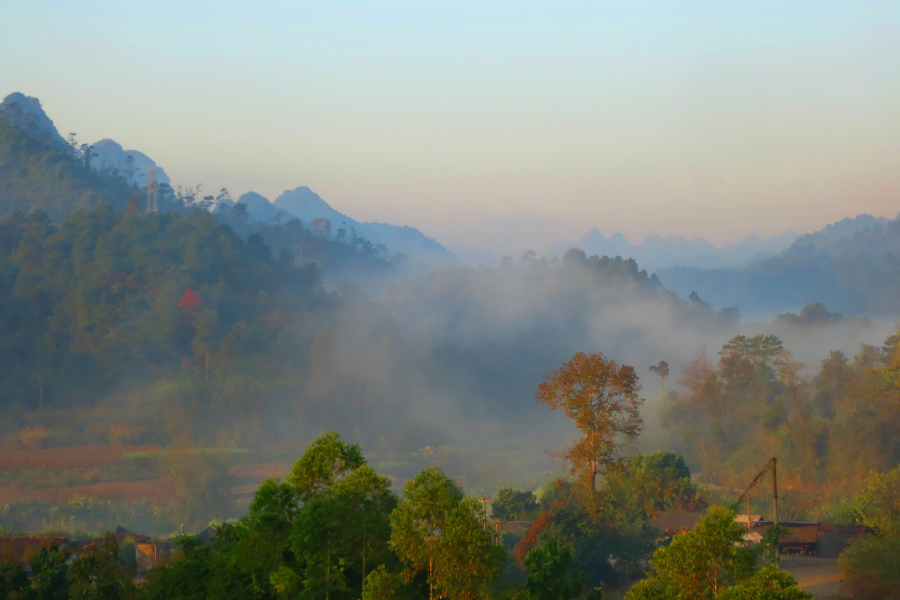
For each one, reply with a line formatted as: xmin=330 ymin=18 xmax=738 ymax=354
xmin=287 ymin=256 xmax=893 ymax=492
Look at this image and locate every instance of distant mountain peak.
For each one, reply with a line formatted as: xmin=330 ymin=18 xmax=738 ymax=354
xmin=273 ymin=187 xmax=456 ymax=266
xmin=89 ymin=139 xmax=170 ymax=187
xmin=0 ymin=92 xmax=67 ymax=146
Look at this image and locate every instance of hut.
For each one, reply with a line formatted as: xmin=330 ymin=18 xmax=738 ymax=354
xmin=136 ymin=540 xmax=172 ymax=571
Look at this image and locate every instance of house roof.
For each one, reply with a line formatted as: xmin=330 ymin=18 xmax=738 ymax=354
xmin=115 ymin=526 xmax=149 ymax=546
xmin=0 ymin=537 xmax=68 ymax=566
xmin=651 ymin=512 xmax=703 ymax=532
xmin=735 ymin=515 xmax=763 ymax=524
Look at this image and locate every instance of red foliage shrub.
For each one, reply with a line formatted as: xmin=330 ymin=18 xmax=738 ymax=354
xmin=178 ymin=288 xmax=202 ymax=311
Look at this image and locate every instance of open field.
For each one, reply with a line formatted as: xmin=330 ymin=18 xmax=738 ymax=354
xmin=0 ymin=481 xmax=177 ymax=504
xmin=0 ymin=446 xmax=163 ymax=471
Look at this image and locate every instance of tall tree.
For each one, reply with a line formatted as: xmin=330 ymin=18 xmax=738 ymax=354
xmin=390 ymin=466 xmax=504 ymax=600
xmin=536 ymin=352 xmax=644 ymax=496
xmin=649 ymin=361 xmax=669 ymax=394
xmin=287 ymin=431 xmax=366 ymax=502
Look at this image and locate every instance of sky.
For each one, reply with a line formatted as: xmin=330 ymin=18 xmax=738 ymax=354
xmin=2 ymin=0 xmax=900 ymax=256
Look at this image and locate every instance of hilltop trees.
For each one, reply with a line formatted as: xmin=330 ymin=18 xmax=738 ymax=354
xmin=663 ymin=331 xmax=900 ymax=512
xmin=0 ymin=205 xmax=319 ymax=428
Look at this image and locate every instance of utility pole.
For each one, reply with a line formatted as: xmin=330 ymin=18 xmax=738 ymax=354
xmin=734 ymin=457 xmax=781 ymax=560
xmin=747 ymin=494 xmax=751 ymax=531
xmin=772 ymin=457 xmax=779 ymax=525
xmin=479 ymin=497 xmax=490 ymax=532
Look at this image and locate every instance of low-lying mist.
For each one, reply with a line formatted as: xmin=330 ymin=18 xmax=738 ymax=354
xmin=289 ymin=250 xmax=892 ymax=492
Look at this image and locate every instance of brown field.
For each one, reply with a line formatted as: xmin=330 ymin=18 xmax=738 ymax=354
xmin=230 ymin=462 xmax=291 ymax=479
xmin=259 ymin=443 xmax=304 ymax=453
xmin=0 ymin=446 xmax=162 ymax=471
xmin=0 ymin=481 xmax=177 ymax=504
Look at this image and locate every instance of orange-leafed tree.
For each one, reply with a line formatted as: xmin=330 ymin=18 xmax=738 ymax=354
xmin=537 ymin=352 xmax=644 ymax=498
xmin=178 ymin=288 xmax=202 ymax=311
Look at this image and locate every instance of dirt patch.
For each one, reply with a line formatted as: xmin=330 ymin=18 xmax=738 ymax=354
xmin=780 ymin=556 xmax=846 ymax=599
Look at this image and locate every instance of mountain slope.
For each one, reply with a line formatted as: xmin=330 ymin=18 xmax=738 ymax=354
xmin=548 ymin=228 xmax=797 ymax=271
xmin=89 ymin=138 xmax=170 ymax=187
xmin=0 ymin=122 xmax=137 ymax=220
xmin=273 ymin=186 xmax=457 ymax=266
xmin=0 ymin=93 xmax=68 ymax=147
xmin=657 ymin=214 xmax=900 ymax=316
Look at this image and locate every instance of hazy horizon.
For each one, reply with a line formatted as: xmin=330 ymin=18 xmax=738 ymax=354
xmin=4 ymin=0 xmax=899 ymax=257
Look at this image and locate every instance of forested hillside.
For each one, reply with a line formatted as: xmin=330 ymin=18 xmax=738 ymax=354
xmin=0 ymin=206 xmax=320 ymax=414
xmin=658 ymin=214 xmax=900 ymax=316
xmin=0 ymin=122 xmax=139 ymax=220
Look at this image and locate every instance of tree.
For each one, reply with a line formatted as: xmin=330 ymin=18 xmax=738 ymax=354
xmin=67 ymin=533 xmax=137 ymax=600
xmin=178 ymin=288 xmax=203 ymax=312
xmin=649 ymin=362 xmax=669 ymax=394
xmin=853 ymin=466 xmax=900 ymax=537
xmin=522 ymin=537 xmax=587 ymax=600
xmin=30 ymin=543 xmax=72 ymax=600
xmin=838 ymin=535 xmax=900 ymax=600
xmin=493 ymin=488 xmax=539 ymax=521
xmin=125 ymin=195 xmax=142 ymax=215
xmin=124 ymin=154 xmax=135 ymax=183
xmin=291 ymin=465 xmax=396 ymax=599
xmin=287 ymin=431 xmax=366 ymax=502
xmin=390 ymin=466 xmax=504 ymax=600
xmin=536 ymin=352 xmax=644 ymax=495
xmin=79 ymin=143 xmax=95 ymax=170
xmin=626 ymin=507 xmax=812 ymax=600
xmin=612 ymin=452 xmax=706 ymax=516
xmin=0 ymin=555 xmax=30 ymax=599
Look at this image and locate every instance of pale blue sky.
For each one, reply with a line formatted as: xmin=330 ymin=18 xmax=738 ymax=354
xmin=3 ymin=1 xmax=900 ymax=254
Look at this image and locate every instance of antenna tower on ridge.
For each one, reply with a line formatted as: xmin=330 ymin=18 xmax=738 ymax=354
xmin=146 ymin=167 xmax=159 ymax=213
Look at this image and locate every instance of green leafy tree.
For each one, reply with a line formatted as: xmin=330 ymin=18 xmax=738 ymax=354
xmin=391 ymin=466 xmax=505 ymax=600
xmin=493 ymin=488 xmax=539 ymax=522
xmin=838 ymin=535 xmax=900 ymax=600
xmin=854 ymin=466 xmax=900 ymax=536
xmin=29 ymin=544 xmax=71 ymax=600
xmin=0 ymin=554 xmax=31 ymax=600
xmin=522 ymin=537 xmax=586 ymax=600
xmin=287 ymin=431 xmax=366 ymax=502
xmin=143 ymin=537 xmax=214 ymax=600
xmin=611 ymin=453 xmax=706 ymax=516
xmin=362 ymin=565 xmax=404 ymax=600
xmin=626 ymin=507 xmax=811 ymax=600
xmin=67 ymin=533 xmax=137 ymax=600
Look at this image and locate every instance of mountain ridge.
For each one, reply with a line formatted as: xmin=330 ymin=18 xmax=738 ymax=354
xmin=547 ymin=228 xmax=798 ymax=272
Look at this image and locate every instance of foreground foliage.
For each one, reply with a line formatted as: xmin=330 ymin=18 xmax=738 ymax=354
xmin=625 ymin=507 xmax=812 ymax=600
